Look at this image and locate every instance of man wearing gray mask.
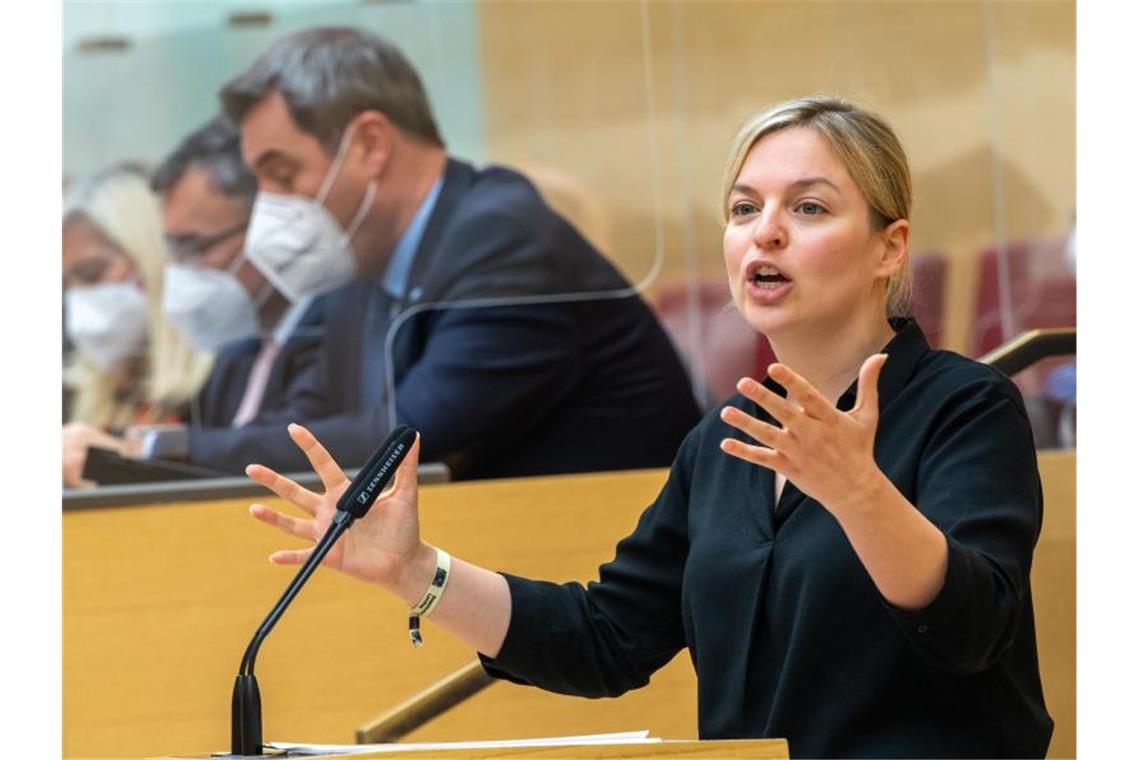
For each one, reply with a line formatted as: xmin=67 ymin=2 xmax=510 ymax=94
xmin=186 ymin=27 xmax=699 ymax=479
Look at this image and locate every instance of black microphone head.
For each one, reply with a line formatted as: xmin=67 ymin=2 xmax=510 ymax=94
xmin=336 ymin=425 xmax=418 ymax=519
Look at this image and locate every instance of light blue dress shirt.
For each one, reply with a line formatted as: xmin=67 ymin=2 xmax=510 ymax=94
xmin=361 ymin=177 xmax=443 ymax=406
xmin=382 ymin=177 xmax=443 ymax=299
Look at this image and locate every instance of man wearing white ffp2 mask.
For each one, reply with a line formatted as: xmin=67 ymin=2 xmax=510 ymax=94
xmin=156 ymin=122 xmax=296 ymax=354
xmin=190 ymin=28 xmax=700 ymax=480
xmin=243 ymin=122 xmax=377 ymax=302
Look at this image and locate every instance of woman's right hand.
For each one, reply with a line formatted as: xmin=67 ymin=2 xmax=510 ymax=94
xmin=246 ymin=423 xmax=427 ymax=591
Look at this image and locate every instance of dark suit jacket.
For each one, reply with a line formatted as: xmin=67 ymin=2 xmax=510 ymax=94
xmin=189 ymin=159 xmax=701 ymax=479
xmin=187 ymin=300 xmax=326 ymax=430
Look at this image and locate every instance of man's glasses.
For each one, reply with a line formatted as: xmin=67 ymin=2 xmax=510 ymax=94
xmin=166 ymin=222 xmax=246 ymax=263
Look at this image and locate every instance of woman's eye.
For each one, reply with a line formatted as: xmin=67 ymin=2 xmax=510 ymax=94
xmin=77 ymin=258 xmax=110 ymax=284
xmin=730 ymin=201 xmax=758 ymax=217
xmin=797 ymin=201 xmax=825 ymax=215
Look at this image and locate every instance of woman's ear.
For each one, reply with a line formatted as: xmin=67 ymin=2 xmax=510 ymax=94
xmin=876 ymin=218 xmax=910 ymax=278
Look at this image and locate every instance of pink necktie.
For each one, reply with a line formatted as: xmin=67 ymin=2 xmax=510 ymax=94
xmin=232 ymin=340 xmax=282 ymax=427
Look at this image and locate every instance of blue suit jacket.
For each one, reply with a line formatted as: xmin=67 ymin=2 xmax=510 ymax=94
xmin=188 ymin=159 xmax=700 ymax=479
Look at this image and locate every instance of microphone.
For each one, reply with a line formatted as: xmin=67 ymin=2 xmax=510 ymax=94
xmin=230 ymin=424 xmax=418 ymax=756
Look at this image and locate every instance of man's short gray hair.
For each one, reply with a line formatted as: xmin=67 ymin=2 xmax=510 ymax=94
xmin=151 ymin=115 xmax=257 ymax=200
xmin=219 ymin=27 xmax=444 ymax=152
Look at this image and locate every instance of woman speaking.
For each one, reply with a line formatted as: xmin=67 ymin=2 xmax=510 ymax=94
xmin=246 ymin=97 xmax=1052 ymax=758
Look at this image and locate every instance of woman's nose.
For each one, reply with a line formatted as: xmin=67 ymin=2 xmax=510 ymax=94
xmin=751 ymin=209 xmax=786 ymax=250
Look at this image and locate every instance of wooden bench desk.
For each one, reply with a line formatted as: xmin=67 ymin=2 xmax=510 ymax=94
xmin=64 ymin=453 xmax=1074 ymax=758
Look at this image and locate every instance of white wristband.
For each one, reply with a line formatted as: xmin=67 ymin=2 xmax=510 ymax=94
xmin=409 ymin=548 xmax=451 ymax=647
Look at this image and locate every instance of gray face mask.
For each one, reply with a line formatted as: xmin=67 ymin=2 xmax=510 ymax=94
xmin=65 ymin=281 xmax=149 ymax=369
xmin=162 ymin=254 xmax=270 ymax=351
xmin=243 ymin=123 xmax=377 ymax=302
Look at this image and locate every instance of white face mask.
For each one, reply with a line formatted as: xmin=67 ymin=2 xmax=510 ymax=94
xmin=65 ymin=281 xmax=149 ymax=370
xmin=162 ymin=254 xmax=268 ymax=351
xmin=244 ymin=124 xmax=377 ymax=302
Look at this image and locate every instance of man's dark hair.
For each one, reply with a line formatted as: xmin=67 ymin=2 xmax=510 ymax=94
xmin=151 ymin=115 xmax=258 ymax=200
xmin=219 ymin=27 xmax=444 ymax=153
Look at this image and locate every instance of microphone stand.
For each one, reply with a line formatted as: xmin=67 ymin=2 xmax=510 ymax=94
xmin=228 ymin=425 xmax=416 ymax=757
xmin=231 ymin=511 xmax=353 ymax=756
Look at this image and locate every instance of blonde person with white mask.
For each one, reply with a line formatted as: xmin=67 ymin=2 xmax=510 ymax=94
xmin=62 ymin=163 xmax=214 ymax=488
xmin=246 ymin=98 xmax=1052 ymax=757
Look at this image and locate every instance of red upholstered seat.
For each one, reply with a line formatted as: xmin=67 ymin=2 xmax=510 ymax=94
xmin=970 ymin=234 xmax=1075 ymax=357
xmin=969 ymin=233 xmax=1075 ymax=400
xmin=654 ymin=279 xmax=760 ymax=407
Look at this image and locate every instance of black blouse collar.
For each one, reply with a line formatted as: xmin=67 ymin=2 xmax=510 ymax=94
xmin=759 ymin=316 xmax=930 ymax=413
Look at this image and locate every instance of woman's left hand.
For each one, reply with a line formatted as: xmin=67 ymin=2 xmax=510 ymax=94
xmin=62 ymin=422 xmax=127 ymax=489
xmin=719 ymin=353 xmax=888 ymax=517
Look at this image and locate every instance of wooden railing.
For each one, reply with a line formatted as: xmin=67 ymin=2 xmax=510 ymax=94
xmin=356 ymin=661 xmax=494 ymax=744
xmin=978 ymin=327 xmax=1076 ymax=377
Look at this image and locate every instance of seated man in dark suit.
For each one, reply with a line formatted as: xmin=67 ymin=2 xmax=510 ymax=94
xmin=61 ymin=117 xmax=327 ymax=476
xmin=149 ymin=115 xmax=325 ymax=433
xmin=186 ymin=26 xmax=700 ymax=480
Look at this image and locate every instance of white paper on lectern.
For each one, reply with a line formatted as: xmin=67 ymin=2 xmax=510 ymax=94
xmin=267 ymin=730 xmax=657 ymax=755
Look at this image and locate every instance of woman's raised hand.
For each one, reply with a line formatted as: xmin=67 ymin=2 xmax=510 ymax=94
xmin=246 ymin=423 xmax=424 ymax=590
xmin=719 ymin=353 xmax=889 ymax=517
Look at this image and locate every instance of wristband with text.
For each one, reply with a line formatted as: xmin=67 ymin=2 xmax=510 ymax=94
xmin=409 ymin=548 xmax=451 ymax=647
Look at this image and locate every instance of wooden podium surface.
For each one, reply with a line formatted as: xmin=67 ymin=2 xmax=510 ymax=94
xmin=341 ymin=739 xmax=788 ymax=757
xmin=65 ymin=454 xmax=1075 ymax=759
xmin=361 ymin=741 xmax=789 ymax=758
xmin=155 ymin=738 xmax=788 ymax=759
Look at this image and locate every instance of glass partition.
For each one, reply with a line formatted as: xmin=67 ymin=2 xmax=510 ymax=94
xmin=478 ymin=0 xmax=1074 ymax=430
xmin=62 ymin=0 xmax=674 ymax=486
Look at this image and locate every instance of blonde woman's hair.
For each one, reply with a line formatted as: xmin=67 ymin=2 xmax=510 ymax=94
xmin=64 ymin=164 xmax=214 ymax=427
xmin=721 ymin=96 xmax=913 ymax=318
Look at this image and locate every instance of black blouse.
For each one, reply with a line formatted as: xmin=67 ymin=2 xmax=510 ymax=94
xmin=480 ymin=319 xmax=1053 ymax=758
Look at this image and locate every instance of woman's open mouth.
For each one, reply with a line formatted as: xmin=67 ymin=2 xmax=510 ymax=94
xmin=745 ymin=262 xmax=793 ymax=303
